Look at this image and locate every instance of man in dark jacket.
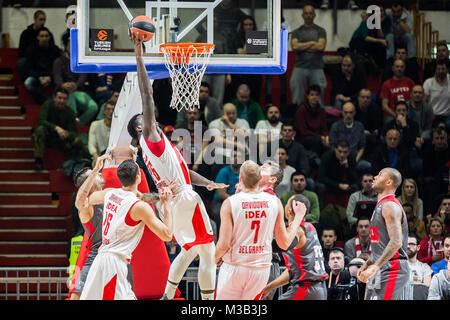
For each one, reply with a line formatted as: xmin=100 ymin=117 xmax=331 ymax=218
xmin=370 ymin=128 xmax=410 ymax=176
xmin=17 ymin=10 xmax=55 ymax=79
xmin=23 ymin=27 xmax=61 ymax=104
xmin=32 ymin=88 xmax=88 ymax=170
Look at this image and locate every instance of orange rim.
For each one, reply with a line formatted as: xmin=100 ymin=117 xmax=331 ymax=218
xmin=160 ymin=43 xmax=215 ymax=64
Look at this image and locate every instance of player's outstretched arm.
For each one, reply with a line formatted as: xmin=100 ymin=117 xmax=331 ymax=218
xmin=189 ymin=169 xmax=229 ymax=190
xmin=75 ymin=154 xmax=111 ymax=221
xmin=129 ymin=30 xmax=159 ymax=142
xmin=215 ymin=198 xmax=233 ymax=265
xmin=130 ymin=186 xmax=174 ymax=241
xmin=274 ymin=199 xmax=305 ymax=250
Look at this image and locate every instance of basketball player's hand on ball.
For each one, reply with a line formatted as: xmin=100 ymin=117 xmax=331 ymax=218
xmin=206 ymin=181 xmax=229 ymax=191
xmin=128 ymin=29 xmax=143 ymax=57
xmin=93 ymin=154 xmax=112 ymax=173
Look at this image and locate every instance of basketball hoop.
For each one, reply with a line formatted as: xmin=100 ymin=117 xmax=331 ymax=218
xmin=160 ymin=43 xmax=215 ymax=112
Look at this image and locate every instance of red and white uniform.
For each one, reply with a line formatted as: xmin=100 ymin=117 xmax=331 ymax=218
xmin=216 ymin=191 xmax=279 ymax=300
xmin=140 ymin=133 xmax=214 ymax=250
xmin=80 ymin=189 xmax=144 ymax=300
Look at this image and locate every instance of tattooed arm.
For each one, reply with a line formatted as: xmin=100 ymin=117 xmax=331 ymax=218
xmin=358 ymin=202 xmax=403 ymax=283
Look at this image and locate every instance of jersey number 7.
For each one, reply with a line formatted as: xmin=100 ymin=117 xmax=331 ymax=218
xmin=251 ymin=220 xmax=261 ymax=244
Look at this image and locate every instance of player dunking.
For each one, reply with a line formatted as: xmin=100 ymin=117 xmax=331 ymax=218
xmin=215 ymin=160 xmax=305 ymax=300
xmin=262 ymin=194 xmax=328 ymax=300
xmin=127 ymin=31 xmax=227 ymax=300
xmin=358 ymin=168 xmax=410 ymax=300
xmin=79 ymin=157 xmax=174 ymax=300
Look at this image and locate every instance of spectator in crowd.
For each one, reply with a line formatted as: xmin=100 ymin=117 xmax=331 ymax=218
xmin=174 ymin=107 xmax=210 ymax=176
xmin=422 ymin=127 xmax=450 ymax=212
xmin=380 ymin=46 xmax=420 ymax=85
xmin=423 ymin=60 xmax=450 ymax=126
xmin=406 ymin=85 xmax=435 ymax=142
xmin=231 ymin=83 xmax=265 ymax=129
xmin=346 ymin=173 xmax=377 ymax=227
xmin=384 ymin=101 xmax=422 ymax=175
xmin=321 ymin=227 xmax=338 ymax=273
xmin=384 ymin=101 xmax=420 ymax=149
xmin=175 ymin=82 xmax=222 ymax=129
xmin=404 ymin=203 xmax=427 ymax=241
xmin=290 ymin=4 xmax=327 ymax=105
xmin=423 ymin=41 xmax=450 ymax=81
xmin=295 ymin=85 xmax=329 ymax=156
xmin=344 ymin=216 xmax=371 ymax=261
xmin=255 ymin=105 xmax=283 ymax=144
xmin=277 ymin=122 xmax=310 ymax=177
xmin=53 ymin=34 xmax=87 ymax=93
xmin=89 ymin=73 xmax=125 ymax=110
xmin=88 ymin=101 xmax=114 ymax=166
xmin=24 ymin=27 xmax=61 ymax=104
xmin=273 ymin=147 xmax=296 ymax=198
xmin=349 ymin=2 xmax=390 ymax=70
xmin=430 ymin=234 xmax=450 ymax=276
xmin=398 ymin=178 xmax=424 ymax=221
xmin=210 ymin=149 xmax=242 ymax=231
xmin=327 ymin=247 xmax=351 ymax=300
xmin=353 ymin=88 xmax=383 ymax=155
xmin=385 ymin=1 xmax=416 ymax=61
xmin=52 ymin=35 xmax=98 ymax=127
xmin=317 ymin=140 xmax=358 ymax=201
xmin=328 ymin=102 xmax=369 ymax=172
xmin=370 ymin=128 xmax=410 ymax=176
xmin=432 ymin=196 xmax=450 ymax=234
xmin=17 ymin=10 xmax=55 ymax=79
xmin=330 ymin=54 xmax=367 ymax=110
xmin=418 ymin=217 xmax=446 ymax=266
xmin=96 ymin=91 xmax=120 ymax=120
xmin=233 ymin=15 xmax=262 ymax=102
xmin=401 ymin=233 xmax=433 ymax=300
xmin=427 ymin=263 xmax=450 ymax=300
xmin=208 ymin=103 xmax=249 ymax=170
xmin=379 ymin=59 xmax=415 ymax=119
xmin=213 ymin=0 xmax=247 ymax=54
xmin=280 ymin=171 xmax=320 ymax=224
xmin=32 ymin=88 xmax=88 ymax=170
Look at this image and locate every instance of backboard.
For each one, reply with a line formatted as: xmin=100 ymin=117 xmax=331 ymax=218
xmin=70 ymin=0 xmax=286 ymax=78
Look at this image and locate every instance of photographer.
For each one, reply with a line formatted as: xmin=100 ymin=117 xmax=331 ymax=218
xmin=327 ymin=247 xmax=351 ymax=300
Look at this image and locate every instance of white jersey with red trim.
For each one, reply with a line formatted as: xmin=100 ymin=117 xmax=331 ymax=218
xmin=98 ymin=189 xmax=145 ymax=261
xmin=223 ymin=191 xmax=279 ymax=268
xmin=140 ymin=133 xmax=191 ymax=191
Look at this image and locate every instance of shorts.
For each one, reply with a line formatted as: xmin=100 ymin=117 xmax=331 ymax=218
xmin=279 ymin=281 xmax=327 ymax=300
xmin=365 ymin=259 xmax=410 ymax=300
xmin=74 ymin=247 xmax=99 ymax=294
xmin=215 ymin=262 xmax=270 ymax=300
xmin=168 ymin=186 xmax=214 ymax=250
xmin=80 ymin=252 xmax=136 ymax=300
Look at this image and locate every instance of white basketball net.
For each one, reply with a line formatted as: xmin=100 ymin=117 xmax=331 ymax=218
xmin=160 ymin=43 xmax=214 ymax=112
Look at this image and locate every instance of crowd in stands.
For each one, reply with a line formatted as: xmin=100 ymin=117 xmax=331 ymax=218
xmin=16 ymin=0 xmax=450 ymax=300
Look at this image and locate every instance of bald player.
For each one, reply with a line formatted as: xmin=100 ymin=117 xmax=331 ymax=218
xmin=214 ymin=160 xmax=305 ymax=300
xmin=358 ymin=168 xmax=410 ymax=300
xmin=262 ymin=194 xmax=328 ymax=300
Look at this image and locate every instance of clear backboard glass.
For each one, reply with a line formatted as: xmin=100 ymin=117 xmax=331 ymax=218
xmin=71 ymin=0 xmax=286 ymax=76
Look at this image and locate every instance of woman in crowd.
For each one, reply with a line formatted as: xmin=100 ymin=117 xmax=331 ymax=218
xmin=417 ymin=217 xmax=446 ymax=266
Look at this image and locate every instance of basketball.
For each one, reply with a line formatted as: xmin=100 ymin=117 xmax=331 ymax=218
xmin=129 ymin=15 xmax=156 ymax=42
